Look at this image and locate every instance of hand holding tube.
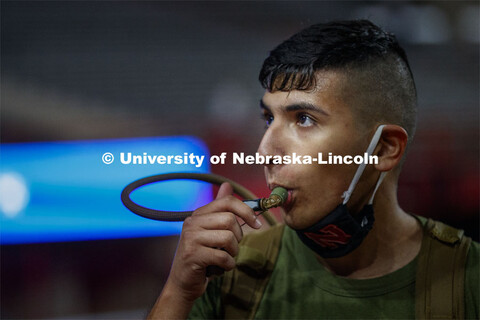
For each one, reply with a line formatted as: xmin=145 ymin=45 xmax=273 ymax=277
xmin=206 ymin=187 xmax=288 ymax=276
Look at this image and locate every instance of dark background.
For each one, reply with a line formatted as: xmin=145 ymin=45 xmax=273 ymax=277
xmin=1 ymin=1 xmax=478 ymax=319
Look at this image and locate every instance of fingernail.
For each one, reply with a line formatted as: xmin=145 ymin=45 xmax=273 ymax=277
xmin=254 ymin=218 xmax=262 ymax=228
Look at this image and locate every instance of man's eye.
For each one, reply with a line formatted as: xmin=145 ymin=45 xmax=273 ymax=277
xmin=261 ymin=114 xmax=274 ymax=127
xmin=297 ymin=113 xmax=314 ymax=127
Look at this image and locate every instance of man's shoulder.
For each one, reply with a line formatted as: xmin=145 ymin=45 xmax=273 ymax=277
xmin=468 ymin=239 xmax=479 ymax=253
xmin=414 ymin=215 xmax=476 ymax=244
xmin=466 ymin=240 xmax=479 ymax=271
xmin=414 ymin=215 xmax=477 ymax=268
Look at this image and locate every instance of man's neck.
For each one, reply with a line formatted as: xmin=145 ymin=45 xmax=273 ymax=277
xmin=316 ymin=187 xmax=423 ymax=279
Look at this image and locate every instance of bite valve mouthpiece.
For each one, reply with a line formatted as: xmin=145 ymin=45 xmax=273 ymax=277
xmin=243 ymin=187 xmax=288 ymax=212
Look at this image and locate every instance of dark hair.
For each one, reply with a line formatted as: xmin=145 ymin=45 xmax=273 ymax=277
xmin=259 ymin=20 xmax=417 ymax=147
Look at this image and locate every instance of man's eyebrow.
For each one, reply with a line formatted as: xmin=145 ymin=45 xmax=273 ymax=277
xmin=260 ymin=99 xmax=329 ymax=116
xmin=285 ymin=103 xmax=329 ymax=116
xmin=259 ymin=100 xmax=271 ymax=112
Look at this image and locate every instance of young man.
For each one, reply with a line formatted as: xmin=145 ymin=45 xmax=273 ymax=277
xmin=148 ymin=20 xmax=479 ymax=319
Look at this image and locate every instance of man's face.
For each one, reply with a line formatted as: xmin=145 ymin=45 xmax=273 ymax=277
xmin=257 ymin=71 xmax=373 ymax=230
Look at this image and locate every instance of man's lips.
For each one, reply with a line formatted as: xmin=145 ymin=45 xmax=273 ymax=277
xmin=283 ymin=190 xmax=294 ymax=210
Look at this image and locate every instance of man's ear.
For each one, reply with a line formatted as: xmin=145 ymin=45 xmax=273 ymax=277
xmin=374 ymin=125 xmax=408 ymax=172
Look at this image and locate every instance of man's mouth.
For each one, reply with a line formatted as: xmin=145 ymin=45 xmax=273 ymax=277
xmin=283 ymin=190 xmax=294 ymax=211
xmin=268 ymin=183 xmax=294 ymax=210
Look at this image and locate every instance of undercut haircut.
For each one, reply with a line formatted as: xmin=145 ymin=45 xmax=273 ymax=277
xmin=259 ymin=20 xmax=418 ymax=149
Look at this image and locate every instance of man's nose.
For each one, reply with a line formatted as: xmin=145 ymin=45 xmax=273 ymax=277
xmin=257 ymin=122 xmax=285 ymax=162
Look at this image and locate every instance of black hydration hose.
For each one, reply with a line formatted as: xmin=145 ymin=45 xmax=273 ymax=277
xmin=121 ymin=172 xmax=281 ymax=226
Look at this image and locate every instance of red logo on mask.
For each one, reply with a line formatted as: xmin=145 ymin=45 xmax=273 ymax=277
xmin=304 ymin=224 xmax=352 ymax=249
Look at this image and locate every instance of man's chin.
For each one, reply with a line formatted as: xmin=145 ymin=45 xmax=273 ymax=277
xmin=282 ymin=210 xmax=313 ymax=231
xmin=281 ymin=207 xmax=330 ymax=230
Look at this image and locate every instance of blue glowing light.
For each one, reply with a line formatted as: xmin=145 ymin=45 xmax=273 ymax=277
xmin=0 ymin=137 xmax=211 ymax=244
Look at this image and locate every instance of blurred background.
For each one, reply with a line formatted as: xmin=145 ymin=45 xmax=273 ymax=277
xmin=1 ymin=1 xmax=478 ymax=319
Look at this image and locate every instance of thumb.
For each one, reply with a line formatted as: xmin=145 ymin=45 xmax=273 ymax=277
xmin=216 ymin=182 xmax=233 ymax=200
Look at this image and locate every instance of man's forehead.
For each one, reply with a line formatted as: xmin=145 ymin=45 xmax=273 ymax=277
xmin=261 ymin=70 xmax=347 ymax=111
xmin=262 ymin=90 xmax=318 ymax=108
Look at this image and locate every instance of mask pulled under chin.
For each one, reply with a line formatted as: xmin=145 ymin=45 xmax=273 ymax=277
xmin=295 ymin=124 xmax=387 ymax=259
xmin=295 ymin=204 xmax=374 ymax=258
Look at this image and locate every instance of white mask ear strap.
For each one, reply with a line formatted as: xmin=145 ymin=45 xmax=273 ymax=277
xmin=368 ymin=171 xmax=387 ymax=205
xmin=342 ymin=125 xmax=386 ymax=205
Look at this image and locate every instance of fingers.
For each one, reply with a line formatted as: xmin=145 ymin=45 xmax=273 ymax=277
xmin=178 ymin=228 xmax=237 ymax=271
xmin=216 ymin=182 xmax=233 ymax=200
xmin=184 ymin=229 xmax=240 ymax=257
xmin=185 ymin=212 xmax=243 ymax=242
xmin=165 ymin=183 xmax=262 ymax=301
xmin=194 ymin=194 xmax=262 ymax=230
xmin=197 ymin=246 xmax=236 ymax=271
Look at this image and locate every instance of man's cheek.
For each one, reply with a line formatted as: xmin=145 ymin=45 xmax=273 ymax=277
xmin=285 ymin=164 xmax=311 ymax=182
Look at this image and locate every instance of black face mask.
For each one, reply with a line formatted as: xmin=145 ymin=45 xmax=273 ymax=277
xmin=296 ymin=125 xmax=387 ymax=259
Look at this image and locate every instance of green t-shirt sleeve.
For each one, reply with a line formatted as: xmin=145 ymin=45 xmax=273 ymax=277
xmin=187 ymin=277 xmax=223 ymax=319
xmin=465 ymin=240 xmax=479 ymax=320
